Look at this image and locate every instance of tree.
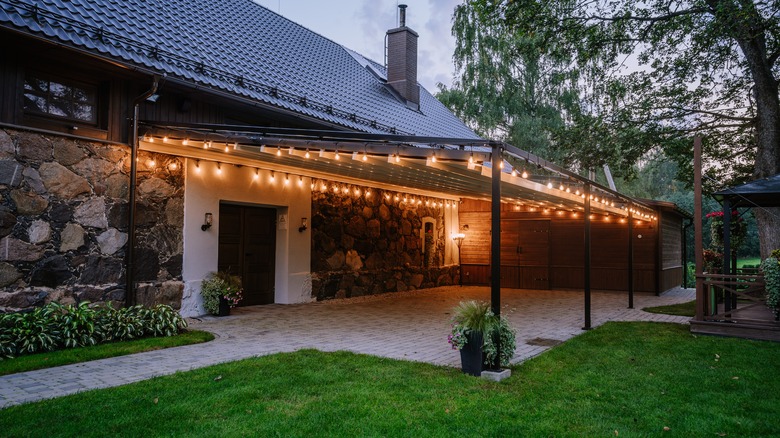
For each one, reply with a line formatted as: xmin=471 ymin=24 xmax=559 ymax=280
xmin=442 ymin=0 xmax=779 ymax=257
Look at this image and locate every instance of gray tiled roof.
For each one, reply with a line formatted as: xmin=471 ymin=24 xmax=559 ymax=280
xmin=0 ymin=0 xmax=480 ymax=139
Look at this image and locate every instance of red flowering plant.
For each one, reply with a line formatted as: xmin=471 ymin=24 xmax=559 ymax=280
xmin=706 ymin=210 xmax=745 ymax=252
xmin=702 ymin=249 xmax=723 ymax=273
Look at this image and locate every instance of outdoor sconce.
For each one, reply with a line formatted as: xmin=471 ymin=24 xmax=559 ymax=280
xmin=451 ymin=232 xmax=466 ymax=248
xmin=298 ymin=217 xmax=308 ymax=233
xmin=201 ymin=213 xmax=213 ymax=231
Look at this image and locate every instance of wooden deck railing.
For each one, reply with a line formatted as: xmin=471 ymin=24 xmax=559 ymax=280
xmin=696 ymin=273 xmax=770 ymax=325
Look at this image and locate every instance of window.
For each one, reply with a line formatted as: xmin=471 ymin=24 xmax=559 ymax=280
xmin=23 ymin=75 xmax=97 ymax=124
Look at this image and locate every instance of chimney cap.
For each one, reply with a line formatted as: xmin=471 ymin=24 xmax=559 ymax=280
xmin=398 ymin=4 xmax=408 ymax=27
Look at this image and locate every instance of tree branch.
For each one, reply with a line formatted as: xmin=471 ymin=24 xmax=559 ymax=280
xmin=768 ymin=47 xmax=780 ymax=69
xmin=569 ymin=8 xmax=709 ymax=24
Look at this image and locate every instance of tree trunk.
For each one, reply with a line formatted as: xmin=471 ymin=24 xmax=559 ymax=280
xmin=726 ymin=1 xmax=780 ymax=257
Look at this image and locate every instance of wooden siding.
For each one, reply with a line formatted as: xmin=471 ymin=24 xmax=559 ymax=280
xmin=661 ymin=213 xmax=682 ymax=269
xmin=459 ymin=200 xmax=662 ymax=292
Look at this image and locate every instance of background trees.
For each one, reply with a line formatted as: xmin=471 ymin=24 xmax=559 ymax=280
xmin=439 ymin=0 xmax=779 ymax=256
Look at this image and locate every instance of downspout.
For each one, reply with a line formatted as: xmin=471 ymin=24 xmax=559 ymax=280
xmin=682 ymin=218 xmax=693 ymax=288
xmin=125 ymin=75 xmax=161 ymax=306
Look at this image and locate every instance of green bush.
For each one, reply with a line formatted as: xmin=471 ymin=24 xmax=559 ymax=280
xmin=0 ymin=302 xmax=187 ymax=359
xmin=760 ymin=255 xmax=780 ymax=318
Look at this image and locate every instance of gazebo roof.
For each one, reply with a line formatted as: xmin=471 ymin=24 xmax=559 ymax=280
xmin=713 ymin=173 xmax=780 ymax=208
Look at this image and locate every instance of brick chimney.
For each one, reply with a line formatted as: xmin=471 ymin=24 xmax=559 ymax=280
xmin=386 ymin=4 xmax=419 ymax=107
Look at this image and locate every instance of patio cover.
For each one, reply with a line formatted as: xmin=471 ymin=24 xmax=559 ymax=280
xmin=713 ymin=173 xmax=780 ymax=208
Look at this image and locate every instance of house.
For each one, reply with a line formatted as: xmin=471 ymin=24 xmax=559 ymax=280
xmin=0 ymin=0 xmax=687 ymax=317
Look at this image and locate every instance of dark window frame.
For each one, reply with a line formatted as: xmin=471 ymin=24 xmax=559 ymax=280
xmin=20 ymin=70 xmax=109 ymax=139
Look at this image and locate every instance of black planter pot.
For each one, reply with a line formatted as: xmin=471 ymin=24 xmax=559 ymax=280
xmin=218 ymin=297 xmax=231 ymax=316
xmin=459 ymin=331 xmax=484 ymax=376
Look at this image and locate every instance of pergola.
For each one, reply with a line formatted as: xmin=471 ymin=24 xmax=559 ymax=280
xmin=136 ymin=122 xmax=661 ymax=367
xmin=713 ymin=173 xmax=780 ymax=273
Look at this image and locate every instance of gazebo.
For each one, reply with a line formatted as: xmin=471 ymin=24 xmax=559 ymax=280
xmin=691 ymin=161 xmax=780 ymax=341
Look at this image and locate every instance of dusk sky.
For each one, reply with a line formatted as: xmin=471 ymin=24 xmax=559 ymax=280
xmin=253 ymin=0 xmax=462 ymax=93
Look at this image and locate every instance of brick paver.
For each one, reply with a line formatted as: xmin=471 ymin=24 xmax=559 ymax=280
xmin=0 ymin=286 xmax=693 ymax=409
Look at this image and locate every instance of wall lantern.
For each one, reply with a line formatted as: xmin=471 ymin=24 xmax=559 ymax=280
xmin=201 ymin=213 xmax=213 ymax=231
xmin=298 ymin=217 xmax=308 ymax=233
xmin=450 ymin=232 xmax=466 ymax=249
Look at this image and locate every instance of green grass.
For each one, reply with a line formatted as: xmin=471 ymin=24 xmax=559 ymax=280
xmin=738 ymin=257 xmax=762 ymax=268
xmin=642 ymin=300 xmax=696 ymax=317
xmin=0 ymin=330 xmax=214 ymax=376
xmin=2 ymin=322 xmax=779 ymax=436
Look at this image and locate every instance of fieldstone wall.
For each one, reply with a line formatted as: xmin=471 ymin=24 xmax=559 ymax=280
xmin=310 ymin=179 xmax=458 ymax=300
xmin=0 ymin=128 xmax=184 ymax=311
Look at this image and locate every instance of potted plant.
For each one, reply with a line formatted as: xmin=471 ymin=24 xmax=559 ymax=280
xmin=448 ymin=300 xmax=516 ymax=376
xmin=201 ymin=271 xmax=243 ymax=316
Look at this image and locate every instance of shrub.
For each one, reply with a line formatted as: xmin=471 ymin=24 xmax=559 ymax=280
xmin=482 ymin=313 xmax=517 ymax=368
xmin=760 ymin=255 xmax=780 ymax=318
xmin=0 ymin=303 xmax=188 ymax=359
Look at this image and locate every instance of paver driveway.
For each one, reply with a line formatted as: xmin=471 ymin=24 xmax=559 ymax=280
xmin=0 ymin=286 xmax=693 ymax=408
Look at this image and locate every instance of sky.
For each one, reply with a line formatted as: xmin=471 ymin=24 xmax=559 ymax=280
xmin=252 ymin=0 xmax=462 ymax=93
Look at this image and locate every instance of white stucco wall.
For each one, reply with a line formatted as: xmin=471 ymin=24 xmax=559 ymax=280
xmin=181 ymin=159 xmax=312 ymax=316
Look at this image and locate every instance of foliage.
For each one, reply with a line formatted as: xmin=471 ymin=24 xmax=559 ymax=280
xmin=445 ymin=0 xmax=779 ymax=187
xmin=450 ymin=300 xmax=492 ymax=334
xmin=760 ymin=256 xmax=780 ymax=317
xmin=0 ymin=331 xmax=213 ymax=377
xmin=703 ymin=249 xmax=723 ymax=273
xmin=201 ymin=271 xmax=243 ymax=315
xmin=0 ymin=303 xmax=187 ymax=359
xmin=2 ymin=323 xmax=780 ymax=437
xmin=707 ymin=210 xmax=746 ymax=251
xmin=481 ymin=311 xmax=517 ymax=368
xmin=448 ymin=301 xmax=517 ymax=367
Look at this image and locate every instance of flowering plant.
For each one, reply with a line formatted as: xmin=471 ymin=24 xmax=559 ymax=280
xmin=201 ymin=271 xmax=243 ymax=315
xmin=706 ymin=210 xmax=745 ymax=251
xmin=448 ymin=323 xmax=468 ymax=350
xmin=702 ymin=249 xmax=723 ymax=272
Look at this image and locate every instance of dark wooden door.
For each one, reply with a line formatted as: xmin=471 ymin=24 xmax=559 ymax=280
xmin=500 ymin=220 xmax=550 ymax=289
xmin=218 ymin=204 xmax=276 ymax=305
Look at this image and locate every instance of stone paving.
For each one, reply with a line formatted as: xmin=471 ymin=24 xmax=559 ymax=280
xmin=0 ymin=286 xmax=694 ymax=409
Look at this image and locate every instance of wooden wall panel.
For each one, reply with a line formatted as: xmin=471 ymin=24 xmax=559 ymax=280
xmin=661 ymin=214 xmax=682 ymax=269
xmin=462 ymin=264 xmax=490 ymax=284
xmin=661 ymin=267 xmax=682 ymax=291
xmin=457 ymin=200 xmax=667 ymax=292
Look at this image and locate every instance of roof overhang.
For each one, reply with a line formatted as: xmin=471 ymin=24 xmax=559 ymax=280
xmin=713 ymin=173 xmax=780 ymax=208
xmin=138 ymin=123 xmax=659 ymax=221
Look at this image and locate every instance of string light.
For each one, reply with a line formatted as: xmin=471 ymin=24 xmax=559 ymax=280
xmin=284 ymin=174 xmax=290 ymax=185
xmin=547 ymin=182 xmax=553 ymax=189
xmin=395 ymin=154 xmax=400 ymax=163
xmin=182 ymin=139 xmax=189 ymax=146
xmin=522 ymin=169 xmax=528 ymax=178
xmin=224 ymin=144 xmax=230 ymax=152
xmin=305 ymin=149 xmax=311 ymax=159
xmin=253 ymin=169 xmax=259 ymax=180
xmin=162 ymin=136 xmax=168 ymax=143
xmin=335 ymin=150 xmax=340 ymax=160
xmin=270 ymin=171 xmax=276 ymax=182
xmin=276 ymin=146 xmax=282 ymax=156
xmin=511 ymin=169 xmax=517 ymax=177
xmin=195 ymin=160 xmax=201 ymax=173
xmin=298 ymin=176 xmax=303 ymax=186
xmin=216 ymin=163 xmax=222 ymax=175
xmin=468 ymin=153 xmax=474 ymax=164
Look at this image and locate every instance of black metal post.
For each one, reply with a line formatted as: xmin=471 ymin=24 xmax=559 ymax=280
xmin=490 ymin=143 xmax=502 ymax=369
xmin=722 ymin=199 xmax=731 ymax=312
xmin=583 ymin=183 xmax=591 ymax=330
xmin=628 ymin=207 xmax=634 ymax=309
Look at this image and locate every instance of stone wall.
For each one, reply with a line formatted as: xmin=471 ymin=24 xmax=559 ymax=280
xmin=310 ymin=180 xmax=458 ymax=300
xmin=0 ymin=128 xmax=184 ymax=311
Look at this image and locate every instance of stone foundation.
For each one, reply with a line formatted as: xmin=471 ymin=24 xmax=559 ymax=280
xmin=311 ymin=180 xmax=455 ymax=300
xmin=311 ymin=265 xmax=459 ymax=300
xmin=0 ymin=128 xmax=183 ymax=311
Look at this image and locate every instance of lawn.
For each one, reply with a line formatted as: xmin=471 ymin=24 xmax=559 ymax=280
xmin=0 ymin=330 xmax=214 ymax=376
xmin=643 ymin=300 xmax=696 ymax=317
xmin=1 ymin=322 xmax=778 ymax=437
